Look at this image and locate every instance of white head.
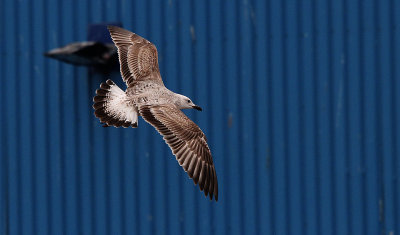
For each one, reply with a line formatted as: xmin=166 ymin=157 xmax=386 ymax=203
xmin=174 ymin=94 xmax=202 ymax=111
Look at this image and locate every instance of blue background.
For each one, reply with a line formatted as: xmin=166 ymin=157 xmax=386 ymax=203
xmin=1 ymin=0 xmax=399 ymax=234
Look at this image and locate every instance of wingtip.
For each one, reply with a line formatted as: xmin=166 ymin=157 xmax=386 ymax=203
xmin=107 ymin=25 xmax=124 ymax=35
xmin=107 ymin=25 xmax=119 ymax=31
xmin=107 ymin=25 xmax=132 ymax=35
xmin=208 ymin=193 xmax=218 ymax=202
xmin=211 ymin=189 xmax=218 ymax=202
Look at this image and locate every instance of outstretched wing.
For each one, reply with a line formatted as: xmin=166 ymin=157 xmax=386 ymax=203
xmin=108 ymin=26 xmax=162 ymax=87
xmin=140 ymin=105 xmax=218 ymax=201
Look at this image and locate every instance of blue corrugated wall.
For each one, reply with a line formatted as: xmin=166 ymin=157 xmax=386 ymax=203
xmin=1 ymin=0 xmax=399 ymax=234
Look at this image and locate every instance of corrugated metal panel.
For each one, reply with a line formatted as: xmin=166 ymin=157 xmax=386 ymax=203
xmin=1 ymin=0 xmax=399 ymax=234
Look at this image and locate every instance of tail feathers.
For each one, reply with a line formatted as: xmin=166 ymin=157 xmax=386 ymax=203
xmin=93 ymin=79 xmax=138 ymax=128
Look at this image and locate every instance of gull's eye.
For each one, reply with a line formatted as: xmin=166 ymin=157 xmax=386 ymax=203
xmin=187 ymin=100 xmax=191 ymax=103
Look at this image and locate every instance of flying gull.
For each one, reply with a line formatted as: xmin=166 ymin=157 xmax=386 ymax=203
xmin=93 ymin=26 xmax=218 ymax=201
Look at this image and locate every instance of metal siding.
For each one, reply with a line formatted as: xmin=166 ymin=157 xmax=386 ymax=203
xmin=0 ymin=0 xmax=399 ymax=234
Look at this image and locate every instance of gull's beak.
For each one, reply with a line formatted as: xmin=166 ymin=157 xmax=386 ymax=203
xmin=193 ymin=105 xmax=202 ymax=111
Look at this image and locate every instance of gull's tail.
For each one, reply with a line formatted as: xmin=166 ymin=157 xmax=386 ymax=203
xmin=93 ymin=79 xmax=138 ymax=128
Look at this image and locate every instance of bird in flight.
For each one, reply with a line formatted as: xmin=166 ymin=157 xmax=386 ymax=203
xmin=93 ymin=26 xmax=218 ymax=201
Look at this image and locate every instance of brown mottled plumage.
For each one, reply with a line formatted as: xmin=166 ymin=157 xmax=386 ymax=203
xmin=92 ymin=26 xmax=218 ymax=201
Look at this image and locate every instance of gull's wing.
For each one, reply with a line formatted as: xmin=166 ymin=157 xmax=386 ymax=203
xmin=140 ymin=105 xmax=218 ymax=201
xmin=108 ymin=26 xmax=163 ymax=87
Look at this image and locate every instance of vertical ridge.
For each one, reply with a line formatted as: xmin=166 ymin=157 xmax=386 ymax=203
xmin=298 ymin=1 xmax=306 ymax=234
xmin=267 ymin=0 xmax=275 ymax=233
xmin=238 ymin=0 xmax=247 ymax=233
xmin=343 ymin=0 xmax=352 ymax=233
xmin=249 ymin=0 xmax=260 ymax=233
xmin=327 ymin=1 xmax=336 ymax=233
xmin=220 ymin=1 xmax=230 ymax=234
xmin=286 ymin=0 xmax=302 ymax=232
xmin=312 ymin=1 xmax=320 ymax=234
xmin=358 ymin=0 xmax=367 ymax=233
xmin=374 ymin=0 xmax=385 ymax=233
xmin=391 ymin=0 xmax=400 ymax=233
xmin=0 ymin=0 xmax=8 ymax=234
xmin=204 ymin=0 xmax=215 ymax=232
xmin=235 ymin=1 xmax=243 ymax=234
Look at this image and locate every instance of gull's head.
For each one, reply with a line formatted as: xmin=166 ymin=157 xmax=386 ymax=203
xmin=175 ymin=94 xmax=202 ymax=111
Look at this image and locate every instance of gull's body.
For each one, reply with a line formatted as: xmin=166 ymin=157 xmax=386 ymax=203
xmin=126 ymin=80 xmax=179 ymax=107
xmin=93 ymin=26 xmax=218 ymax=201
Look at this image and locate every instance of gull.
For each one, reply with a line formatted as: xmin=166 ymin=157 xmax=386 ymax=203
xmin=93 ymin=26 xmax=218 ymax=201
xmin=44 ymin=41 xmax=117 ymax=67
